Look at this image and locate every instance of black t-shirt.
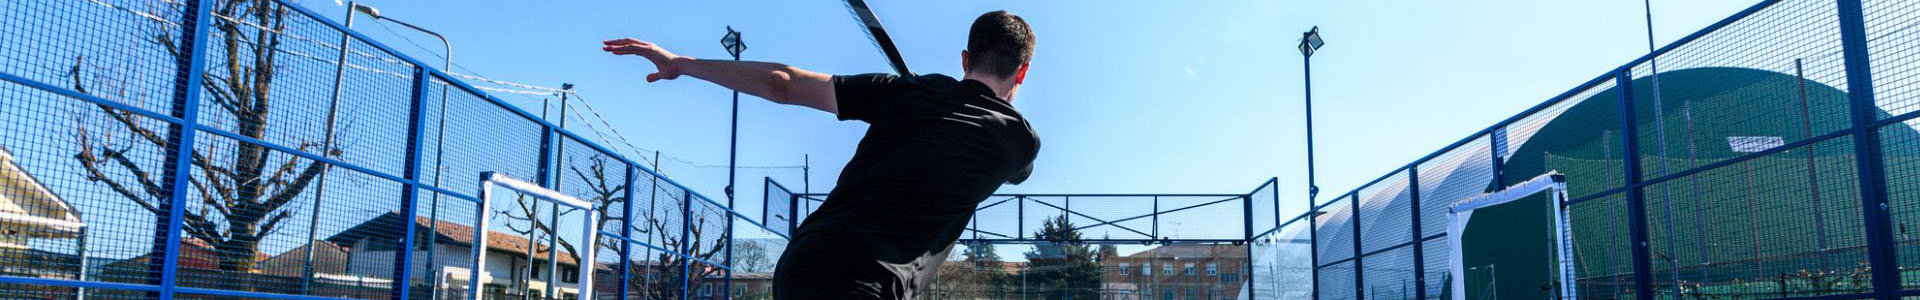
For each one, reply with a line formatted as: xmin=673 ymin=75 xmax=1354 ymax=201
xmin=799 ymin=72 xmax=1039 ymax=254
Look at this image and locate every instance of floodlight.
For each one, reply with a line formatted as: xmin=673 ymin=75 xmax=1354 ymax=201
xmin=1299 ymin=26 xmax=1324 ymax=57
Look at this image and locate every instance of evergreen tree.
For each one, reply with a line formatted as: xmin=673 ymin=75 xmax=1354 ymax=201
xmin=1023 ymin=215 xmax=1102 ymax=300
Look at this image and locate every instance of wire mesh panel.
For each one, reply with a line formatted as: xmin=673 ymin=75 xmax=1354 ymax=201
xmin=688 ymin=198 xmax=730 ymax=268
xmin=1023 ymin=196 xmax=1068 ymax=240
xmin=1420 ymin=238 xmax=1447 ymax=300
xmin=591 ymin=238 xmax=622 ymax=300
xmin=1155 ymin=195 xmax=1246 ymax=240
xmin=1416 ymin=136 xmax=1496 ymax=239
xmin=1361 ymin=246 xmax=1418 ymax=300
xmin=1252 ymin=217 xmax=1315 ymax=300
xmin=1063 ymin=196 xmax=1158 ymax=241
xmin=193 ymin=0 xmax=353 ymax=169
xmin=728 ymin=215 xmax=784 ymax=299
xmin=1316 ymin=194 xmax=1356 ymax=264
xmin=1252 ymin=180 xmax=1279 ymax=238
xmin=1644 ymin=137 xmax=1867 ymax=299
xmin=1877 ymin=124 xmax=1920 ymax=290
xmin=1319 ymin=260 xmax=1357 ymax=300
xmin=1358 ymin=171 xmax=1413 ymax=254
xmin=0 ymin=82 xmax=180 ymax=288
xmin=408 ymin=190 xmax=479 ymax=300
xmin=1630 ymin=0 xmax=1855 ymax=182
xmin=1502 ymin=79 xmax=1626 ymax=199
xmin=556 ymin=136 xmax=629 ymax=238
xmin=630 ymin=171 xmax=683 ymax=252
xmin=966 ymin=196 xmax=1018 ymax=240
xmin=170 ymin=133 xmax=401 ymax=299
xmin=1568 ymin=193 xmax=1637 ymax=300
xmin=1 ymin=0 xmax=185 ymax=115
xmin=424 ymin=78 xmax=544 ymax=196
xmin=1865 ymin=0 xmax=1920 ymax=119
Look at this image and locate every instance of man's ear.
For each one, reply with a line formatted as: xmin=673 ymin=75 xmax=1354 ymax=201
xmin=1013 ymin=62 xmax=1030 ymax=85
xmin=960 ymin=50 xmax=971 ymax=73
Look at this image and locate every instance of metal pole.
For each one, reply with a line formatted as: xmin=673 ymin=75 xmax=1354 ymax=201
xmin=154 ymin=0 xmax=216 ymax=298
xmin=304 ymin=3 xmax=360 ymax=292
xmin=1303 ymin=54 xmax=1320 ymax=207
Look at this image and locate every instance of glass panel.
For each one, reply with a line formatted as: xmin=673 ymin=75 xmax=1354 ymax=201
xmin=1252 ymin=217 xmax=1314 ymax=300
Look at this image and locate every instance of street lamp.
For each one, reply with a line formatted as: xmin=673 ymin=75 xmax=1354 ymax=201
xmin=1298 ymin=26 xmax=1324 ymax=205
xmin=327 ymin=3 xmax=458 ymax=297
xmin=721 ymin=26 xmax=745 ymax=206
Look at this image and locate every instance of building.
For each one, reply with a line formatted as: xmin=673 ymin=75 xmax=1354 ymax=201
xmin=1102 ymin=244 xmax=1247 ymax=300
xmin=324 ymin=212 xmax=616 ymax=300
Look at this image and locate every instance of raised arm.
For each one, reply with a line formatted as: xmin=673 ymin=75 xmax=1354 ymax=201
xmin=602 ymin=38 xmax=838 ymax=114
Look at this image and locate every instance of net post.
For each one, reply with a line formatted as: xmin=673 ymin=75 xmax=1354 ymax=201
xmin=1614 ymin=69 xmax=1655 ymax=300
xmin=680 ymin=189 xmax=694 ymax=300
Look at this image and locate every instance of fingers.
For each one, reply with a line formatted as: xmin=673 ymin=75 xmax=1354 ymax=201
xmin=601 ymin=44 xmax=656 ymax=55
xmin=601 ymin=38 xmax=649 ymax=46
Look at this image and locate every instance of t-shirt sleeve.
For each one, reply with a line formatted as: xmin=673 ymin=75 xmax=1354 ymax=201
xmin=832 ymin=73 xmax=908 ymax=122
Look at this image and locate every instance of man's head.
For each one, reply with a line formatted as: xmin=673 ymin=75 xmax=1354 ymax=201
xmin=962 ymin=11 xmax=1035 ymax=100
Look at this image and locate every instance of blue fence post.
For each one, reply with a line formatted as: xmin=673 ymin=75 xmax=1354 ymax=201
xmin=1616 ymin=69 xmax=1656 ymax=300
xmin=680 ymin=190 xmax=694 ymax=300
xmin=1833 ymin=0 xmax=1897 ymax=298
xmin=1350 ymin=191 xmax=1364 ymax=300
xmin=151 ymin=0 xmax=217 ymax=299
xmin=619 ymin=165 xmax=636 ymax=300
xmin=1408 ymin=166 xmax=1426 ymax=300
xmin=390 ymin=66 xmax=432 ymax=300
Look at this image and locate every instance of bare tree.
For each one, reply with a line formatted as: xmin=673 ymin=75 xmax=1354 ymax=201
xmin=499 ymin=155 xmax=630 ymax=287
xmin=70 ymin=0 xmax=331 ymax=275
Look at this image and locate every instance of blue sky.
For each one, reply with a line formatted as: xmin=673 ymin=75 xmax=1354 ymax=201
xmin=297 ymin=0 xmax=1763 ymax=225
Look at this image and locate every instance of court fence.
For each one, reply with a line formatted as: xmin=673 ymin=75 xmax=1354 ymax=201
xmin=6 ymin=0 xmax=1920 ymax=300
xmin=0 ymin=0 xmax=787 ymax=299
xmin=1258 ymin=0 xmax=1920 ymax=299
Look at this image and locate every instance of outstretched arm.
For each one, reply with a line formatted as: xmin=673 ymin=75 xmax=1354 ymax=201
xmin=602 ymin=38 xmax=838 ymax=114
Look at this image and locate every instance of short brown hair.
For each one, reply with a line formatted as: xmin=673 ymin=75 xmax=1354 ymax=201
xmin=966 ymin=11 xmax=1035 ymax=78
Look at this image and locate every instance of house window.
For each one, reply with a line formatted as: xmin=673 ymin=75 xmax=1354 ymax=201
xmin=1162 ymin=264 xmax=1172 ymax=275
xmin=1119 ymin=263 xmax=1131 ymax=276
xmin=1206 ymin=263 xmax=1218 ymax=276
xmin=1185 ymin=287 xmax=1195 ymax=300
xmin=1142 ymin=263 xmax=1151 ymax=275
xmin=561 ymin=266 xmax=579 ymax=283
xmin=1161 ymin=290 xmax=1174 ymax=300
xmin=1184 ymin=263 xmax=1194 ymax=276
xmin=1222 ymin=272 xmax=1239 ymax=282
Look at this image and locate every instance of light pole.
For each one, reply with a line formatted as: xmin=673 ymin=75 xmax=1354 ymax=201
xmin=334 ymin=3 xmax=457 ymax=298
xmin=721 ymin=26 xmax=746 ymax=206
xmin=1298 ymin=26 xmax=1325 ymax=206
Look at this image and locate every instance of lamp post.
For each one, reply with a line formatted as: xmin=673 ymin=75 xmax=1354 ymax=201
xmin=330 ymin=3 xmax=457 ymax=297
xmin=1298 ymin=26 xmax=1325 ymax=205
xmin=721 ymin=26 xmax=746 ymax=207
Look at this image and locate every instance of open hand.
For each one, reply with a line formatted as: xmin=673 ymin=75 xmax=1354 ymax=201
xmin=602 ymin=38 xmax=687 ymax=82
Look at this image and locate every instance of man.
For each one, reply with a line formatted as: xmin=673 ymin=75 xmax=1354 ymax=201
xmin=602 ymin=10 xmax=1040 ymax=300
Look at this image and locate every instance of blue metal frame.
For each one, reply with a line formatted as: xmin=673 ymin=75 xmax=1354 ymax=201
xmin=391 ymin=66 xmax=431 ymax=300
xmin=153 ymin=1 xmax=217 ymax=299
xmin=1833 ymin=0 xmax=1896 ymax=299
xmin=1616 ymin=68 xmax=1657 ymax=300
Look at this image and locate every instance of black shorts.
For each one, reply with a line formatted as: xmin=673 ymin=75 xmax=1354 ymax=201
xmin=772 ymin=231 xmax=948 ymax=300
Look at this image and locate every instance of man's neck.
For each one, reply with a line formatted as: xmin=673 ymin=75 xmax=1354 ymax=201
xmin=962 ymin=73 xmax=1016 ymax=102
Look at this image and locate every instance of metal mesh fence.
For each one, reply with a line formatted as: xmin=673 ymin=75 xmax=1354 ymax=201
xmin=1295 ymin=0 xmax=1920 ymax=299
xmin=8 ymin=0 xmax=1920 ymax=299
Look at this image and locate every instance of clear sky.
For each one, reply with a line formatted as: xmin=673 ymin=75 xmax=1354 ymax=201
xmin=295 ymin=0 xmax=1765 ymax=226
